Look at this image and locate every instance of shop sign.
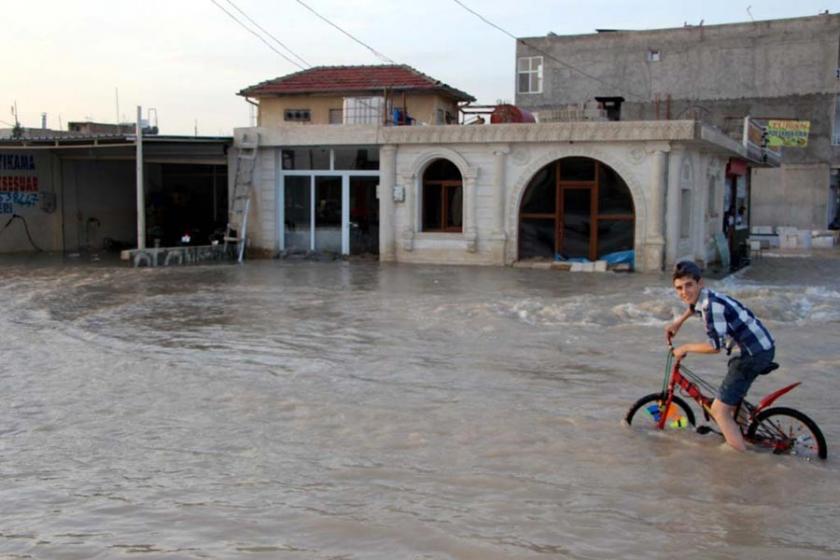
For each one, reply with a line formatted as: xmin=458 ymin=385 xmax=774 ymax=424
xmin=766 ymin=120 xmax=810 ymax=147
xmin=0 ymin=153 xmax=39 ymax=214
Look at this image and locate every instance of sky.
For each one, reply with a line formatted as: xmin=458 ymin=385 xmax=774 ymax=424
xmin=4 ymin=0 xmax=835 ymax=136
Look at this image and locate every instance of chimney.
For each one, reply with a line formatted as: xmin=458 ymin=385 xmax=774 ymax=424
xmin=41 ymin=113 xmax=47 ymax=129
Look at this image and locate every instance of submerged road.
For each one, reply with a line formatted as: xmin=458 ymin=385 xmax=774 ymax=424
xmin=1 ymin=253 xmax=839 ymax=558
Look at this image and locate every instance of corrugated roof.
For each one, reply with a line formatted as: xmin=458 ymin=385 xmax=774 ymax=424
xmin=239 ymin=64 xmax=475 ymax=102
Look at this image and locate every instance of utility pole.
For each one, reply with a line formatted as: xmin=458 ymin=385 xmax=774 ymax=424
xmin=136 ymin=106 xmax=145 ymax=249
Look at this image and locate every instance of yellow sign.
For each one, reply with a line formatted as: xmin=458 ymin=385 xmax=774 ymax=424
xmin=766 ymin=120 xmax=810 ymax=147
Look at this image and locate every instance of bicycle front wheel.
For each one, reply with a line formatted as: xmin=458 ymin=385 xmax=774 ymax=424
xmin=625 ymin=393 xmax=696 ymax=430
xmin=747 ymin=407 xmax=827 ymax=460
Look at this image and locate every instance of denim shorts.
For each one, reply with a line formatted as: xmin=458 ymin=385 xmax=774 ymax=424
xmin=718 ymin=347 xmax=776 ymax=406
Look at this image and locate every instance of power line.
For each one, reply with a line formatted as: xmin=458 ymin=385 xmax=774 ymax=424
xmin=223 ymin=0 xmax=311 ymax=68
xmin=294 ymin=0 xmax=397 ymax=64
xmin=208 ymin=0 xmax=306 ymax=70
xmin=451 ymin=0 xmax=648 ymax=101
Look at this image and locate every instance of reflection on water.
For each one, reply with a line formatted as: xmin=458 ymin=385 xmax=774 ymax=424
xmin=1 ymin=254 xmax=839 ymax=558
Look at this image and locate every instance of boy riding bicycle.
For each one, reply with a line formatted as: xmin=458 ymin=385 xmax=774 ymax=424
xmin=665 ymin=261 xmax=775 ymax=451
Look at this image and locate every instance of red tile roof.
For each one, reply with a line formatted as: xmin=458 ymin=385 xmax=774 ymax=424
xmin=239 ymin=65 xmax=475 ymax=102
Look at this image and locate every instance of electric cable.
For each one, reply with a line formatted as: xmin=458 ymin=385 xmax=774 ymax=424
xmin=222 ymin=0 xmax=311 ymax=68
xmin=0 ymin=214 xmax=43 ymax=252
xmin=451 ymin=0 xmax=648 ymax=101
xmin=294 ymin=0 xmax=397 ymax=64
xmin=208 ymin=0 xmax=306 ymax=70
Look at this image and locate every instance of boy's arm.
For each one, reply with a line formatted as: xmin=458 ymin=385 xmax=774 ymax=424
xmin=673 ymin=341 xmax=718 ymax=360
xmin=665 ymin=307 xmax=694 ymax=341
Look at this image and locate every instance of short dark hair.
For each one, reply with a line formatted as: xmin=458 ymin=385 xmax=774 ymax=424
xmin=672 ymin=260 xmax=702 ymax=282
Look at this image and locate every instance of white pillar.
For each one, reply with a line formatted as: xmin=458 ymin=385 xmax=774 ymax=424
xmin=644 ymin=148 xmax=668 ymax=270
xmin=135 ymin=106 xmax=145 ymax=249
xmin=378 ymin=145 xmax=397 ymax=261
xmin=463 ymin=171 xmax=479 ymax=252
xmin=400 ymin=172 xmax=415 ymax=251
xmin=492 ymin=146 xmax=509 ymax=237
xmin=665 ymin=146 xmax=685 ymax=267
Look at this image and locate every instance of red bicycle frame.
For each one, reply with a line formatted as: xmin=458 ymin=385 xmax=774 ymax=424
xmin=656 ymin=351 xmax=801 ymax=432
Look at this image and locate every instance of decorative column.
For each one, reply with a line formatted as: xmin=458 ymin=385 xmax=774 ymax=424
xmin=379 ymin=145 xmax=397 ymax=261
xmin=645 ymin=147 xmax=668 ymax=271
xmin=463 ymin=169 xmax=479 ymax=253
xmin=664 ymin=146 xmax=685 ymax=268
xmin=399 ymin=171 xmax=415 ymax=251
xmin=492 ymin=146 xmax=509 ymax=237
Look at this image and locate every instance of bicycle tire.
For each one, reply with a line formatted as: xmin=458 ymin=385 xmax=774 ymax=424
xmin=625 ymin=393 xmax=696 ymax=430
xmin=747 ymin=407 xmax=827 ymax=460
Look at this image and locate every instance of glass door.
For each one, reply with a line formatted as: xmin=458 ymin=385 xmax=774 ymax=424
xmin=349 ymin=177 xmax=379 ymax=254
xmin=283 ymin=176 xmax=311 ymax=252
xmin=314 ymin=176 xmax=342 ymax=253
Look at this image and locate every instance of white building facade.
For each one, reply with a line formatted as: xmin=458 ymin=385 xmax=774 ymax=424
xmin=236 ymin=120 xmax=751 ymax=272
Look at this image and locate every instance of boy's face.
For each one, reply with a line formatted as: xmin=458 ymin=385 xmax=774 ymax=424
xmin=673 ymin=276 xmax=703 ymax=306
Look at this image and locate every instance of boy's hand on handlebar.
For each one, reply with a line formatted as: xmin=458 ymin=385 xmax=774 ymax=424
xmin=664 ymin=323 xmax=678 ymax=345
xmin=672 ymin=345 xmax=689 ymax=361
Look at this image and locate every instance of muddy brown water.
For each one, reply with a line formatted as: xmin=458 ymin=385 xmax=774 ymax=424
xmin=1 ymin=254 xmax=839 ymax=559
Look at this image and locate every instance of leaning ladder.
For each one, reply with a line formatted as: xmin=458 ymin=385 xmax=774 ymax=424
xmin=225 ymin=133 xmax=259 ymax=263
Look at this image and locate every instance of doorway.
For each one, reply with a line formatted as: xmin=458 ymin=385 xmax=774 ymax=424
xmin=518 ymin=157 xmax=634 ymax=262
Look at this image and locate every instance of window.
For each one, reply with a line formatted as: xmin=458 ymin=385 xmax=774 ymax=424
xmin=343 ymin=97 xmax=385 ymax=124
xmin=284 ymin=109 xmax=311 ymax=122
xmin=646 ymin=49 xmax=661 ymax=62
xmin=282 ymin=148 xmax=380 ymax=171
xmin=435 ymin=109 xmax=455 ymax=125
xmin=707 ymin=176 xmax=719 ymax=218
xmin=517 ymin=56 xmax=543 ymax=94
xmin=422 ymin=159 xmax=463 ymax=232
xmin=680 ymin=188 xmax=692 ymax=238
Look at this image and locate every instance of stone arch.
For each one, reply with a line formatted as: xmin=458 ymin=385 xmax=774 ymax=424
xmin=405 ymin=146 xmax=477 ymax=183
xmin=507 ymin=147 xmax=647 ymax=263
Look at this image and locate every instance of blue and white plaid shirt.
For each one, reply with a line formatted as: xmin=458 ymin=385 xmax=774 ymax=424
xmin=695 ymin=288 xmax=775 ymax=355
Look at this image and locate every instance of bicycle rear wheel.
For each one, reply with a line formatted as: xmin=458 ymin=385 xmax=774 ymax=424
xmin=747 ymin=407 xmax=827 ymax=460
xmin=625 ymin=393 xmax=696 ymax=430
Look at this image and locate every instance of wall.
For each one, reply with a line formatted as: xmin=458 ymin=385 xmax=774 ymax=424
xmin=0 ymin=151 xmax=62 ymax=252
xmin=751 ymin=164 xmax=831 ymax=228
xmin=516 ymin=14 xmax=839 ymax=109
xmin=258 ymin=93 xmax=459 ymax=127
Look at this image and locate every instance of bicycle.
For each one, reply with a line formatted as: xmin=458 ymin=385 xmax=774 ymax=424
xmin=624 ymin=345 xmax=828 ymax=460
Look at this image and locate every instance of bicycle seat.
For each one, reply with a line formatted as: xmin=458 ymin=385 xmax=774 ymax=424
xmin=759 ymin=362 xmax=779 ymax=375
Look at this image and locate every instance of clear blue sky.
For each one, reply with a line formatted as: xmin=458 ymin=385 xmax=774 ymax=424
xmin=4 ymin=0 xmax=835 ymax=135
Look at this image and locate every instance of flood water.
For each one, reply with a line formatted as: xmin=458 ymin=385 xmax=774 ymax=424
xmin=1 ymin=253 xmax=839 ymax=559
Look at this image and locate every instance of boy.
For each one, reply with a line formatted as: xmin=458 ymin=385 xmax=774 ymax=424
xmin=665 ymin=261 xmax=775 ymax=451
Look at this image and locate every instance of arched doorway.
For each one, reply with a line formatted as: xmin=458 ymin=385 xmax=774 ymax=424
xmin=518 ymin=157 xmax=635 ymax=261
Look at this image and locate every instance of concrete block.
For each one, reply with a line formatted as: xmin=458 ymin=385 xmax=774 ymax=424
xmin=594 ymin=260 xmax=608 ymax=272
xmin=797 ymin=230 xmax=812 ymax=250
xmin=779 ymin=233 xmax=799 ymax=249
xmin=752 ymin=226 xmax=773 ymax=235
xmin=812 ymin=236 xmax=835 ymax=248
xmin=570 ymin=262 xmax=596 ymax=272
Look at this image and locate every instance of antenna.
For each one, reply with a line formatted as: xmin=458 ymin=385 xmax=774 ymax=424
xmin=115 ymin=87 xmax=120 ymax=124
xmin=746 ymin=6 xmax=755 ymax=22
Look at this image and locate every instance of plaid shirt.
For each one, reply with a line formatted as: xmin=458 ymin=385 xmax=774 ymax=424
xmin=695 ymin=288 xmax=775 ymax=355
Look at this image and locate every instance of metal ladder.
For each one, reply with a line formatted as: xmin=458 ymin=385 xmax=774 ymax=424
xmin=224 ymin=133 xmax=259 ymax=263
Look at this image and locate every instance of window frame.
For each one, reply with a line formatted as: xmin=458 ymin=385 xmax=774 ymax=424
xmin=517 ymin=56 xmax=544 ymax=94
xmin=284 ymin=109 xmax=311 ymax=122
